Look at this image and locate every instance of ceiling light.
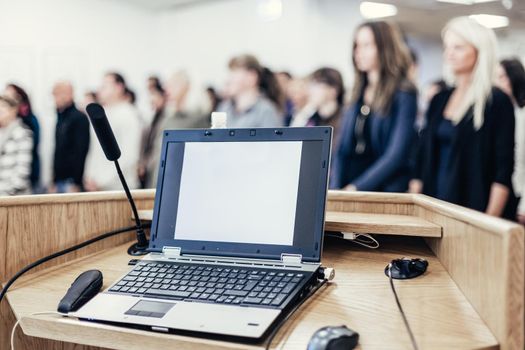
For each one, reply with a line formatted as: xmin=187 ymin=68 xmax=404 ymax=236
xmin=257 ymin=0 xmax=282 ymax=22
xmin=502 ymin=0 xmax=513 ymax=10
xmin=469 ymin=14 xmax=509 ymax=28
xmin=360 ymin=2 xmax=398 ymax=19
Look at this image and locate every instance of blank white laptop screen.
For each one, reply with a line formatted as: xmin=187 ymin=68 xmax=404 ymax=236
xmin=174 ymin=141 xmax=302 ymax=246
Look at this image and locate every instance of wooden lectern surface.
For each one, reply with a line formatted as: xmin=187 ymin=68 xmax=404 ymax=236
xmin=7 ymin=236 xmax=497 ymax=350
xmin=136 ymin=210 xmax=443 ymax=238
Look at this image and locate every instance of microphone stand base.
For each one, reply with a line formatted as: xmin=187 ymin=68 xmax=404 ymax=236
xmin=127 ymin=242 xmax=149 ymax=256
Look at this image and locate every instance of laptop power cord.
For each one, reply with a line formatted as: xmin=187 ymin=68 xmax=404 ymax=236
xmin=264 ymin=266 xmax=334 ymax=350
xmin=326 ymin=231 xmax=380 ymax=249
xmin=387 ymin=264 xmax=420 ymax=350
xmin=0 ymin=223 xmax=151 ymax=305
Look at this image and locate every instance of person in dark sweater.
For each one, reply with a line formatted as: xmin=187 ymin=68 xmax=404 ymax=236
xmin=410 ymin=17 xmax=515 ymax=219
xmin=331 ymin=21 xmax=417 ymax=192
xmin=51 ymin=81 xmax=90 ymax=192
xmin=4 ymin=84 xmax=41 ymax=192
xmin=138 ymin=79 xmax=167 ymax=189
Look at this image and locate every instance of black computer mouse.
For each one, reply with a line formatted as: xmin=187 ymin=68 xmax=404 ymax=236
xmin=385 ymin=257 xmax=428 ymax=280
xmin=307 ymin=325 xmax=359 ymax=350
xmin=57 ymin=270 xmax=103 ymax=313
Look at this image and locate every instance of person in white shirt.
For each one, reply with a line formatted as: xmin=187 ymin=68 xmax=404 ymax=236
xmin=84 ymin=72 xmax=142 ymax=191
xmin=289 ymin=77 xmax=316 ymax=127
xmin=496 ymin=58 xmax=525 ymax=223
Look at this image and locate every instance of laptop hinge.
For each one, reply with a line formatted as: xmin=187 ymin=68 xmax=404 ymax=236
xmin=162 ymin=246 xmax=181 ymax=258
xmin=281 ymin=253 xmax=303 ymax=264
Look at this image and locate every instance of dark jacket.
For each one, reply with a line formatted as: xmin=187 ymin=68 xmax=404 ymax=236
xmin=20 ymin=113 xmax=40 ymax=189
xmin=331 ymin=89 xmax=418 ymax=192
xmin=414 ymin=87 xmax=515 ymax=218
xmin=53 ymin=104 xmax=90 ymax=187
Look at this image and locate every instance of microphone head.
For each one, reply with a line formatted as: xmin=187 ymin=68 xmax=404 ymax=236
xmin=86 ymin=103 xmax=121 ymax=161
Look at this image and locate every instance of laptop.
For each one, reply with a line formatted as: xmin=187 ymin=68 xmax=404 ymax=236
xmin=69 ymin=126 xmax=332 ymax=342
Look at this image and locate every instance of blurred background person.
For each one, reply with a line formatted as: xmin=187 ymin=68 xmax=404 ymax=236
xmin=125 ymin=87 xmax=137 ymax=106
xmin=289 ymin=77 xmax=315 ymax=127
xmin=408 ymin=49 xmax=419 ymax=85
xmin=205 ymin=86 xmax=222 ymax=113
xmin=306 ymin=67 xmax=345 ymax=146
xmin=276 ymin=71 xmax=294 ymax=126
xmin=145 ymin=70 xmax=209 ymax=189
xmin=0 ymin=95 xmax=33 ymax=196
xmin=331 ymin=21 xmax=417 ymax=192
xmin=496 ymin=58 xmax=525 ymax=223
xmin=50 ymin=81 xmax=90 ymax=193
xmin=81 ymin=91 xmax=98 ymax=113
xmin=217 ymin=54 xmax=284 ymax=127
xmin=84 ymin=72 xmax=142 ymax=191
xmin=424 ymin=79 xmax=449 ymax=105
xmin=417 ymin=79 xmax=449 ymax=129
xmin=147 ymin=76 xmax=162 ymax=94
xmin=139 ymin=78 xmax=167 ymax=188
xmin=411 ymin=17 xmax=515 ymax=219
xmin=4 ymin=84 xmax=40 ymax=193
xmin=162 ymin=70 xmax=209 ymax=130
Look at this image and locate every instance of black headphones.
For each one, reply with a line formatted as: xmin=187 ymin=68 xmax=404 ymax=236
xmin=385 ymin=258 xmax=428 ymax=279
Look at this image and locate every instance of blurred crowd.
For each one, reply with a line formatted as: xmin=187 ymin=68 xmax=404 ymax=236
xmin=1 ymin=16 xmax=525 ymax=222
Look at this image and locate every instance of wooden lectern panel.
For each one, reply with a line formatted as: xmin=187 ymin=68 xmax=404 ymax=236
xmin=0 ymin=190 xmax=155 ymax=350
xmin=1 ymin=190 xmax=523 ymax=349
xmin=327 ymin=191 xmax=524 ymax=350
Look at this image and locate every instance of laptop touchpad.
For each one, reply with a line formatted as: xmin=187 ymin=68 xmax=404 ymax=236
xmin=124 ymin=300 xmax=174 ymax=318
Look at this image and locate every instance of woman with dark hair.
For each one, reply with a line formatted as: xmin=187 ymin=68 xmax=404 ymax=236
xmin=217 ymin=54 xmax=284 ymax=127
xmin=496 ymin=58 xmax=525 ymax=222
xmin=331 ymin=21 xmax=417 ymax=192
xmin=306 ymin=67 xmax=345 ymax=146
xmin=4 ymin=84 xmax=40 ymax=192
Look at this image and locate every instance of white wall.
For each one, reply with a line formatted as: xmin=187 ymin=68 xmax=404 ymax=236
xmin=155 ymin=0 xmax=361 ymax=105
xmin=499 ymin=29 xmax=525 ymax=62
xmin=0 ymin=0 xmax=159 ymax=185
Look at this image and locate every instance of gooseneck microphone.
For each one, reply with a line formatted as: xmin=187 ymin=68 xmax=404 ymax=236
xmin=86 ymin=103 xmax=149 ymax=256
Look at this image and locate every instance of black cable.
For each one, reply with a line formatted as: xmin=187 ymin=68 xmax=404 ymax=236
xmin=114 ymin=160 xmax=148 ymax=249
xmin=388 ymin=265 xmax=419 ymax=350
xmin=0 ymin=223 xmax=150 ymax=304
xmin=264 ymin=278 xmax=328 ymax=350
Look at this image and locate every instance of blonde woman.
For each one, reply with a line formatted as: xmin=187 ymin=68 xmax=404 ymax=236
xmin=411 ymin=17 xmax=515 ymax=219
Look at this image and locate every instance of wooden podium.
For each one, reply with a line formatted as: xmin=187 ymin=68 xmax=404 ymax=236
xmin=1 ymin=190 xmax=523 ymax=350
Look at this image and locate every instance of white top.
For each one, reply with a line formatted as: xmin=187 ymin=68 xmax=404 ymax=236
xmin=513 ymin=106 xmax=525 ymax=213
xmin=289 ymin=104 xmax=316 ymax=127
xmin=85 ymin=102 xmax=143 ymax=190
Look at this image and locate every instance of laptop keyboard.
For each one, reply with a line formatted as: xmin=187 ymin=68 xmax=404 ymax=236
xmin=108 ymin=262 xmax=308 ymax=308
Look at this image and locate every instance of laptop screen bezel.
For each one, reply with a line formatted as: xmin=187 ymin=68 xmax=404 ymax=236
xmin=148 ymin=127 xmax=331 ymax=263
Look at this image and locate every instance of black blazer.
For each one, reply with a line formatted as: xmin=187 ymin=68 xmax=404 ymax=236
xmin=414 ymin=87 xmax=515 ymax=218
